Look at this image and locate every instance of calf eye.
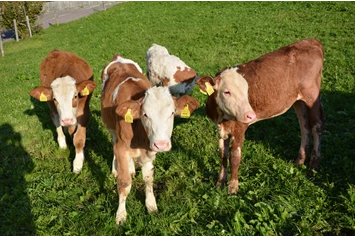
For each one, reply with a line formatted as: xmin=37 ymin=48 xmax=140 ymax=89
xmin=143 ymin=113 xmax=148 ymax=118
xmin=224 ymin=91 xmax=231 ymax=96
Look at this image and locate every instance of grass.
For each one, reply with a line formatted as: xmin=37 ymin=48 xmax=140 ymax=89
xmin=0 ymin=1 xmax=355 ymax=235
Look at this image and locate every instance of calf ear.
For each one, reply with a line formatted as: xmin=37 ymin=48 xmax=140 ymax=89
xmin=174 ymin=95 xmax=200 ymax=117
xmin=196 ymin=76 xmax=217 ymax=95
xmin=115 ymin=98 xmax=143 ymax=121
xmin=77 ymin=80 xmax=97 ymax=97
xmin=30 ymin=86 xmax=52 ymax=102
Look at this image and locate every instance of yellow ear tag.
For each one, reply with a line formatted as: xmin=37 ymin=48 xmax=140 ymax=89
xmin=205 ymin=82 xmax=215 ymax=96
xmin=39 ymin=92 xmax=47 ymax=102
xmin=180 ymin=104 xmax=191 ymax=118
xmin=125 ymin=109 xmax=133 ymax=123
xmin=200 ymin=88 xmax=207 ymax=95
xmin=82 ymin=86 xmax=90 ymax=96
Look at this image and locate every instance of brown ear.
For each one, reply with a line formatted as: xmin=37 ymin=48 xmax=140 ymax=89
xmin=30 ymin=86 xmax=52 ymax=102
xmin=174 ymin=95 xmax=200 ymax=116
xmin=196 ymin=76 xmax=218 ymax=94
xmin=77 ymin=80 xmax=97 ymax=97
xmin=115 ymin=98 xmax=143 ymax=120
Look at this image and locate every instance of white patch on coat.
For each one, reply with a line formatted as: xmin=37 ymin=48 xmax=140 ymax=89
xmin=112 ymin=77 xmax=141 ymax=102
xmin=102 ymin=55 xmax=143 ymax=90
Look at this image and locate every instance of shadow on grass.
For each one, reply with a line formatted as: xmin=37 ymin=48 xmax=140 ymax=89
xmin=0 ymin=123 xmax=35 ymax=235
xmin=24 ymin=98 xmax=113 ymax=194
xmin=173 ymin=90 xmax=355 ymax=235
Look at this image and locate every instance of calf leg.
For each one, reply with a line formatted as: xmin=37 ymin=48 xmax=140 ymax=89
xmin=293 ymin=101 xmax=311 ymax=165
xmin=308 ymin=97 xmax=325 ymax=170
xmin=115 ymin=145 xmax=131 ymax=225
xmin=49 ymin=102 xmax=67 ymax=149
xmin=228 ymin=123 xmax=247 ymax=195
xmin=52 ymin=112 xmax=67 ymax=149
xmin=109 ymin=129 xmax=118 ymax=177
xmin=72 ymin=125 xmax=86 ymax=173
xmin=217 ymin=137 xmax=230 ymax=189
xmin=142 ymin=160 xmax=157 ymax=213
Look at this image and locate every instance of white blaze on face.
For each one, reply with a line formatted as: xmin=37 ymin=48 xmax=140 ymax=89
xmin=216 ymin=69 xmax=256 ymax=124
xmin=51 ymin=76 xmax=78 ymax=126
xmin=141 ymin=87 xmax=175 ymax=152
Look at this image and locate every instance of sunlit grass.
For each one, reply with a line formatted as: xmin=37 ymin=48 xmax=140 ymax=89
xmin=0 ymin=1 xmax=355 ymax=235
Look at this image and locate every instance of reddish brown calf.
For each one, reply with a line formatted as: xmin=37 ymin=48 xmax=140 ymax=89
xmin=197 ymin=39 xmax=325 ymax=194
xmin=30 ymin=50 xmax=97 ymax=173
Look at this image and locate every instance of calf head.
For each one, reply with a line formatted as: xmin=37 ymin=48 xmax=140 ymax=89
xmin=30 ymin=76 xmax=97 ymax=126
xmin=116 ymin=86 xmax=199 ymax=152
xmin=197 ymin=69 xmax=256 ymax=124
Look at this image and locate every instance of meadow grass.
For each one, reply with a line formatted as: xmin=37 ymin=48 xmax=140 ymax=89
xmin=0 ymin=1 xmax=355 ymax=235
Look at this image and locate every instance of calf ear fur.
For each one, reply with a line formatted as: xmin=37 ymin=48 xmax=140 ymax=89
xmin=196 ymin=76 xmax=215 ymax=93
xmin=30 ymin=86 xmax=53 ymax=101
xmin=77 ymin=80 xmax=97 ymax=97
xmin=174 ymin=95 xmax=200 ymax=116
xmin=115 ymin=98 xmax=143 ymax=120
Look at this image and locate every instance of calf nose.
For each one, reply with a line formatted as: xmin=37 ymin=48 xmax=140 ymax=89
xmin=153 ymin=141 xmax=170 ymax=152
xmin=245 ymin=111 xmax=256 ymax=123
xmin=61 ymin=118 xmax=75 ymax=126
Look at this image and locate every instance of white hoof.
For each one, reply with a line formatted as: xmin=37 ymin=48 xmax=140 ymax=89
xmin=73 ymin=151 xmax=84 ymax=174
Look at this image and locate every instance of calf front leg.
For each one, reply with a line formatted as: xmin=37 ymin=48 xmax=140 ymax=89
xmin=228 ymin=123 xmax=247 ymax=195
xmin=217 ymin=137 xmax=230 ymax=189
xmin=115 ymin=145 xmax=132 ymax=225
xmin=142 ymin=160 xmax=157 ymax=213
xmin=72 ymin=125 xmax=86 ymax=173
xmin=52 ymin=112 xmax=67 ymax=149
xmin=228 ymin=145 xmax=242 ymax=195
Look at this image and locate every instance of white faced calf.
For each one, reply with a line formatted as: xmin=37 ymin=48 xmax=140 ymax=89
xmin=197 ymin=38 xmax=325 ymax=194
xmin=30 ymin=50 xmax=96 ymax=173
xmin=101 ymin=55 xmax=200 ymax=225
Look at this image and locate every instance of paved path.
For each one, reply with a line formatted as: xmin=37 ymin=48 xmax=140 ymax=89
xmin=1 ymin=2 xmax=121 ymax=43
xmin=41 ymin=2 xmax=121 ymax=29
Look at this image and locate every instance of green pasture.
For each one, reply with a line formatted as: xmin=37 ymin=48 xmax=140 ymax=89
xmin=1 ymin=1 xmax=355 ymax=235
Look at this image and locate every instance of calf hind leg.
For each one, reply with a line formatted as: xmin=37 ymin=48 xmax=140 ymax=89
xmin=308 ymin=97 xmax=325 ymax=170
xmin=293 ymin=101 xmax=311 ymax=166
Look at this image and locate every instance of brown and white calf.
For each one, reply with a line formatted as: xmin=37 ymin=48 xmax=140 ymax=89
xmin=197 ymin=38 xmax=325 ymax=194
xmin=146 ymin=43 xmax=197 ymax=97
xmin=30 ymin=50 xmax=97 ymax=173
xmin=101 ymin=54 xmax=199 ymax=225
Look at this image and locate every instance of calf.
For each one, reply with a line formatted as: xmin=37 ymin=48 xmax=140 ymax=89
xmin=197 ymin=38 xmax=325 ymax=194
xmin=146 ymin=43 xmax=197 ymax=97
xmin=30 ymin=50 xmax=97 ymax=173
xmin=101 ymin=54 xmax=199 ymax=225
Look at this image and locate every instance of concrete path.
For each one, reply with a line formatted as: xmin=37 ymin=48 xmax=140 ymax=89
xmin=1 ymin=2 xmax=121 ymax=43
xmin=41 ymin=2 xmax=121 ymax=29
